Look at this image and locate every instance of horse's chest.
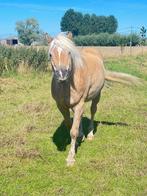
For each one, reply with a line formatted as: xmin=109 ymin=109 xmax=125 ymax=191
xmin=51 ymin=80 xmax=82 ymax=107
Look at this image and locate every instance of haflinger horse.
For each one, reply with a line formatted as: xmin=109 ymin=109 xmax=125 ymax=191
xmin=46 ymin=32 xmax=140 ymax=166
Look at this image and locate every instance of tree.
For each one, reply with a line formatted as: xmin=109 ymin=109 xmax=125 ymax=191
xmin=89 ymin=14 xmax=98 ymax=34
xmin=61 ymin=9 xmax=83 ymax=36
xmin=60 ymin=9 xmax=118 ymax=36
xmin=79 ymin=14 xmax=91 ymax=35
xmin=140 ymin=26 xmax=146 ymax=45
xmin=95 ymin=16 xmax=107 ymax=33
xmin=106 ymin=15 xmax=118 ymax=34
xmin=16 ymin=18 xmax=42 ymax=45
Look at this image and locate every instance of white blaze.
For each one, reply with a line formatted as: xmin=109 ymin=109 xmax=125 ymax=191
xmin=59 ymin=70 xmax=63 ymax=78
xmin=57 ymin=47 xmax=63 ymax=66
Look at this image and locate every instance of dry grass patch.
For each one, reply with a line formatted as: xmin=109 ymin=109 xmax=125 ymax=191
xmin=0 ymin=133 xmax=26 ymax=148
xmin=15 ymin=148 xmax=41 ymax=159
xmin=21 ymin=102 xmax=48 ymax=113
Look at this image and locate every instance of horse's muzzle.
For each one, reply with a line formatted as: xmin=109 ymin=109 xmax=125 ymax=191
xmin=54 ymin=69 xmax=70 ymax=82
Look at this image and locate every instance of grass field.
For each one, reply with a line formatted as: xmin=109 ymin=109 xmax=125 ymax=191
xmin=0 ymin=55 xmax=147 ymax=195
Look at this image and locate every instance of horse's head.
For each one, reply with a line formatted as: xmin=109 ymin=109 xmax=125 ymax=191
xmin=49 ymin=46 xmax=72 ymax=82
xmin=46 ymin=32 xmax=73 ymax=82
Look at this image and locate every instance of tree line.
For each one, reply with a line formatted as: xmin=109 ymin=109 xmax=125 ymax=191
xmin=15 ymin=9 xmax=146 ymax=46
xmin=74 ymin=33 xmax=140 ymax=46
xmin=61 ymin=9 xmax=118 ymax=36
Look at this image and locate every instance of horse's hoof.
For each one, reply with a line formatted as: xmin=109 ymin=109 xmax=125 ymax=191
xmin=66 ymin=159 xmax=75 ymax=167
xmin=87 ymin=135 xmax=94 ymax=141
xmin=81 ymin=135 xmax=85 ymax=142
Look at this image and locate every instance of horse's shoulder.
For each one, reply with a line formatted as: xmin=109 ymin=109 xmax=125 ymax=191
xmin=80 ymin=47 xmax=103 ymax=59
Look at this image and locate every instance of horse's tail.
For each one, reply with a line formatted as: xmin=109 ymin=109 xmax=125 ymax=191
xmin=105 ymin=70 xmax=141 ymax=85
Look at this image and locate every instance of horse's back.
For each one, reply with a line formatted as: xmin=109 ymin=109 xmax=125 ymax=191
xmin=81 ymin=48 xmax=104 ymax=78
xmin=80 ymin=47 xmax=103 ymax=60
xmin=80 ymin=48 xmax=105 ymax=101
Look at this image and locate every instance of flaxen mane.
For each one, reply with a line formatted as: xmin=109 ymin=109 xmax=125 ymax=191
xmin=49 ymin=34 xmax=84 ymax=68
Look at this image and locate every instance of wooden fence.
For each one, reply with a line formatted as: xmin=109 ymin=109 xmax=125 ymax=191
xmin=78 ymin=46 xmax=147 ymax=58
xmin=34 ymin=46 xmax=147 ymax=58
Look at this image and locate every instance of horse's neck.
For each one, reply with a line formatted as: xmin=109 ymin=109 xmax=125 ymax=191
xmin=71 ymin=63 xmax=79 ymax=82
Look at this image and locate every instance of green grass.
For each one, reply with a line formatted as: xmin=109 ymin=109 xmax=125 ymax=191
xmin=0 ymin=55 xmax=147 ymax=195
xmin=104 ymin=55 xmax=147 ymax=80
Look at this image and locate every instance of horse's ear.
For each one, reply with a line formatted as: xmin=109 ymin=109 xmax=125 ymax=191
xmin=45 ymin=33 xmax=53 ymax=44
xmin=66 ymin=31 xmax=73 ymax=40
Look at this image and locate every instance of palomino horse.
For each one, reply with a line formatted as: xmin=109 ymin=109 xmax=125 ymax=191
xmin=46 ymin=33 xmax=139 ymax=166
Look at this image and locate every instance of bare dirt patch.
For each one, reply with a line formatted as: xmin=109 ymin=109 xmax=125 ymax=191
xmin=0 ymin=133 xmax=26 ymax=148
xmin=23 ymin=124 xmax=37 ymax=133
xmin=15 ymin=148 xmax=41 ymax=159
xmin=0 ymin=78 xmax=17 ymax=85
xmin=20 ymin=102 xmax=48 ymax=114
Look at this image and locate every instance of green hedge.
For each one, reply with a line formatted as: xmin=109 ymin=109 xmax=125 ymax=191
xmin=0 ymin=46 xmax=49 ymax=75
xmin=74 ymin=33 xmax=141 ymax=46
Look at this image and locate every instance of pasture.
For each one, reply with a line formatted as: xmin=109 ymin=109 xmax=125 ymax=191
xmin=0 ymin=55 xmax=147 ymax=195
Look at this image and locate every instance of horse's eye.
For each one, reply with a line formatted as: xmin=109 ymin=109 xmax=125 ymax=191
xmin=48 ymin=53 xmax=52 ymax=61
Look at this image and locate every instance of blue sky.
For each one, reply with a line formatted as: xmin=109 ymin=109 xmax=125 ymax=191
xmin=0 ymin=0 xmax=147 ymax=38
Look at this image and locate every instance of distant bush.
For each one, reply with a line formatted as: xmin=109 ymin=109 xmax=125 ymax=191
xmin=0 ymin=46 xmax=49 ymax=75
xmin=74 ymin=33 xmax=141 ymax=46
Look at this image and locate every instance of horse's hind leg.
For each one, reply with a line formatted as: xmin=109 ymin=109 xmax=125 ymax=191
xmin=57 ymin=104 xmax=71 ymax=129
xmin=87 ymin=93 xmax=101 ymax=140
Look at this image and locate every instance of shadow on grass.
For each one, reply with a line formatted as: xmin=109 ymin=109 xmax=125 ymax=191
xmin=52 ymin=117 xmax=128 ymax=151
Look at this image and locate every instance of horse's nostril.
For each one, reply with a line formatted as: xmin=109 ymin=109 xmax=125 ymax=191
xmin=54 ymin=68 xmax=70 ymax=81
xmin=62 ymin=70 xmax=68 ymax=77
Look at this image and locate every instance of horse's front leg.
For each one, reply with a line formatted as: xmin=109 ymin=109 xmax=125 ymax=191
xmin=66 ymin=101 xmax=84 ymax=166
xmin=57 ymin=104 xmax=72 ymax=129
